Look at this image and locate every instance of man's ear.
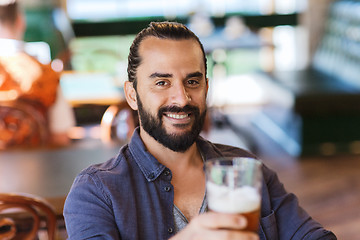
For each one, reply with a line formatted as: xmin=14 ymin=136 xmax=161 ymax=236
xmin=124 ymin=81 xmax=138 ymax=110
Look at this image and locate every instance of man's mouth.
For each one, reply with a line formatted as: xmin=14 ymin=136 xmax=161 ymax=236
xmin=158 ymin=105 xmax=198 ymax=124
xmin=165 ymin=113 xmax=190 ymax=119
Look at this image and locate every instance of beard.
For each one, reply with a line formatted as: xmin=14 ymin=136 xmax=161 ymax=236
xmin=136 ymin=93 xmax=207 ymax=152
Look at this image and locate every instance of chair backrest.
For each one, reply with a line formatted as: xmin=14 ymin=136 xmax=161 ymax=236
xmin=0 ymin=101 xmax=49 ymax=150
xmin=100 ymin=101 xmax=139 ymax=145
xmin=0 ymin=193 xmax=57 ymax=240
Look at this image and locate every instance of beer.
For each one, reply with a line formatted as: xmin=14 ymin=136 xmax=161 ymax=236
xmin=205 ymin=157 xmax=263 ymax=232
xmin=207 ymin=182 xmax=261 ymax=232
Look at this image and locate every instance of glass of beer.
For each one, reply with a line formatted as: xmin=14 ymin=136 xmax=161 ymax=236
xmin=205 ymin=157 xmax=262 ymax=232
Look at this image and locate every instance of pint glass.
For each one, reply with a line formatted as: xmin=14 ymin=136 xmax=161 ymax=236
xmin=205 ymin=157 xmax=262 ymax=232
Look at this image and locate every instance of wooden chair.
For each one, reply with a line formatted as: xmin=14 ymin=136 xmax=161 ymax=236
xmin=0 ymin=193 xmax=57 ymax=240
xmin=0 ymin=100 xmax=49 ymax=150
xmin=100 ymin=101 xmax=139 ymax=145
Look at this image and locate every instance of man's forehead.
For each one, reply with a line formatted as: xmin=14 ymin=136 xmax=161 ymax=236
xmin=139 ymin=36 xmax=201 ymax=53
xmin=138 ymin=37 xmax=204 ymax=67
xmin=135 ymin=36 xmax=206 ymax=79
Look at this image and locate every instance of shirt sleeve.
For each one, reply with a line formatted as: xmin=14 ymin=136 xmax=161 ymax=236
xmin=63 ymin=173 xmax=121 ymax=240
xmin=260 ymin=164 xmax=337 ymax=240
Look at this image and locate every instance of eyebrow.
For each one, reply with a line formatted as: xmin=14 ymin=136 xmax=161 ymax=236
xmin=186 ymin=72 xmax=203 ymax=79
xmin=149 ymin=72 xmax=173 ymax=78
xmin=149 ymin=72 xmax=203 ymax=79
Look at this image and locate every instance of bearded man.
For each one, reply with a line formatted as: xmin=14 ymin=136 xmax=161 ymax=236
xmin=64 ymin=21 xmax=336 ymax=240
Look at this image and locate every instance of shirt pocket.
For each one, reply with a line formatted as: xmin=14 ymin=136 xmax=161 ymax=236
xmin=259 ymin=210 xmax=279 ymax=240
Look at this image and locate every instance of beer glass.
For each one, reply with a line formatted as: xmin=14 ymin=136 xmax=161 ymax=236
xmin=205 ymin=157 xmax=262 ymax=232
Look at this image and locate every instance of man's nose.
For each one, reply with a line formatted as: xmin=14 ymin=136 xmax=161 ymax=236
xmin=170 ymin=83 xmax=191 ymax=106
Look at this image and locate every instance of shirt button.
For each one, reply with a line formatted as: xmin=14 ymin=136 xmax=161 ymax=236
xmin=164 ymin=170 xmax=170 ymax=176
xmin=164 ymin=186 xmax=171 ymax=192
xmin=148 ymin=173 xmax=155 ymax=179
xmin=168 ymin=228 xmax=173 ymax=233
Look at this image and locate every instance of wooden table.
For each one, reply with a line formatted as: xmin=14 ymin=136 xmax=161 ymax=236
xmin=0 ymin=139 xmax=120 ymax=217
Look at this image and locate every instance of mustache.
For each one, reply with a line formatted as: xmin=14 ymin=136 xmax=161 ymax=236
xmin=158 ymin=105 xmax=200 ymax=115
xmin=158 ymin=105 xmax=200 ymax=121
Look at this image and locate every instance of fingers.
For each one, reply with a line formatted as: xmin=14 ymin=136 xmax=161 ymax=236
xmin=170 ymin=212 xmax=260 ymax=240
xmin=192 ymin=212 xmax=247 ymax=230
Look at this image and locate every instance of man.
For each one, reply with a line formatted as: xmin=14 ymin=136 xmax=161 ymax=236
xmin=0 ymin=0 xmax=75 ymax=148
xmin=64 ymin=22 xmax=336 ymax=239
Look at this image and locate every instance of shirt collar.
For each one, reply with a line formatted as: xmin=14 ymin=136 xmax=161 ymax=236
xmin=127 ymin=127 xmax=225 ymax=182
xmin=0 ymin=38 xmax=25 ymax=56
xmin=128 ymin=128 xmax=166 ymax=182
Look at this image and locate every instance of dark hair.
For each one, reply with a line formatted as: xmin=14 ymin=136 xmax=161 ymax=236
xmin=0 ymin=1 xmax=18 ymax=27
xmin=127 ymin=21 xmax=207 ymax=90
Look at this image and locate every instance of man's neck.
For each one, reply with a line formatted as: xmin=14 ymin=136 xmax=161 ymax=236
xmin=139 ymin=128 xmax=203 ymax=171
xmin=139 ymin=127 xmax=206 ymax=221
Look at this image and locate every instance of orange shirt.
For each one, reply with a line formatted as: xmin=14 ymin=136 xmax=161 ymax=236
xmin=0 ymin=52 xmax=60 ymax=149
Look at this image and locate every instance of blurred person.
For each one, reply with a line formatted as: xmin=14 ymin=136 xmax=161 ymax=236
xmin=64 ymin=22 xmax=336 ymax=240
xmin=0 ymin=0 xmax=75 ymax=149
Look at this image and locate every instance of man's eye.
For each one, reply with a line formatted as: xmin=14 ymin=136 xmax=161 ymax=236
xmin=187 ymin=79 xmax=199 ymax=85
xmin=156 ymin=81 xmax=167 ymax=86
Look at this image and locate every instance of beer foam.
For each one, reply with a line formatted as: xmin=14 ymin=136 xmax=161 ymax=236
xmin=207 ymin=182 xmax=261 ymax=213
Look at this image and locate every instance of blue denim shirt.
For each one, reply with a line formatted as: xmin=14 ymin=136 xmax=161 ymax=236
xmin=64 ymin=128 xmax=336 ymax=240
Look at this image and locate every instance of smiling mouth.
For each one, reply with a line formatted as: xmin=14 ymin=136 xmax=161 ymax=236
xmin=165 ymin=113 xmax=190 ymax=119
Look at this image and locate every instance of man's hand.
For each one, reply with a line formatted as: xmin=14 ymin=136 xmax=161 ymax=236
xmin=170 ymin=212 xmax=259 ymax=240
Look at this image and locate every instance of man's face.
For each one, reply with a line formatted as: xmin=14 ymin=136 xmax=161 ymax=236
xmin=133 ymin=37 xmax=208 ymax=152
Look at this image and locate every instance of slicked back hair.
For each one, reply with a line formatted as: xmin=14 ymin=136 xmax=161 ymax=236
xmin=127 ymin=21 xmax=207 ymax=90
